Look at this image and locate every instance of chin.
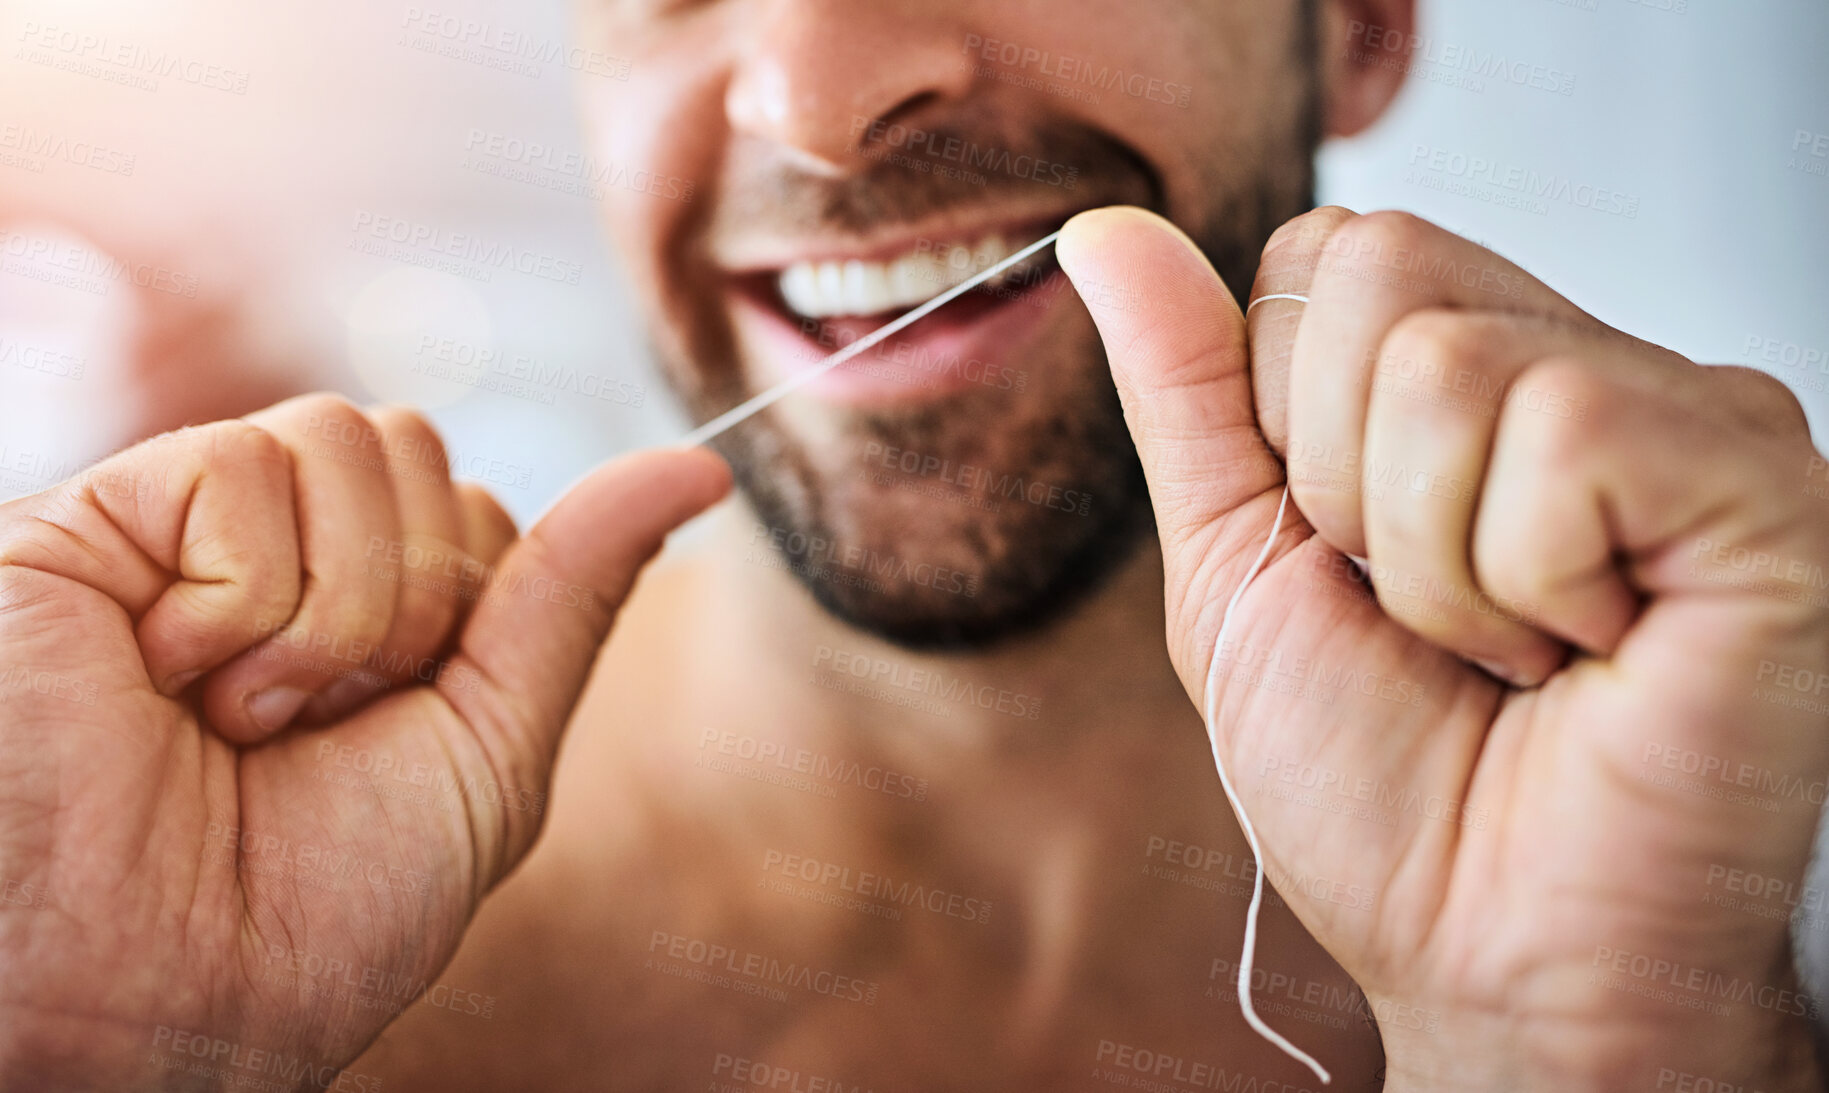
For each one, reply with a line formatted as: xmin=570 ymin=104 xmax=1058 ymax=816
xmin=711 ymin=346 xmax=1156 ymax=652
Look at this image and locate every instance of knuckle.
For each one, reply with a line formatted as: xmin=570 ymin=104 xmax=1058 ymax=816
xmin=1323 ymin=209 xmax=1436 ymax=269
xmin=1509 ymin=357 xmax=1610 ymax=467
xmin=202 ymin=420 xmax=290 ymax=479
xmin=1376 ymin=309 xmax=1492 ymax=396
xmin=369 ymin=406 xmax=450 ymax=472
xmin=278 ymin=392 xmax=380 ymax=448
xmin=1382 ymin=308 xmax=1486 ymax=366
xmin=1713 ymin=365 xmax=1810 ymax=435
xmin=1261 ymin=206 xmax=1357 ymax=269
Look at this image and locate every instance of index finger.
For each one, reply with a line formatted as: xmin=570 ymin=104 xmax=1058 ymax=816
xmin=1243 ymin=205 xmax=1357 ymax=457
xmin=1277 ymin=210 xmax=1595 ymax=556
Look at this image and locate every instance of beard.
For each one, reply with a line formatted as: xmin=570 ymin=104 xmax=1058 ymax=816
xmin=659 ymin=84 xmax=1320 ymax=651
xmin=721 ymin=334 xmax=1156 ymax=649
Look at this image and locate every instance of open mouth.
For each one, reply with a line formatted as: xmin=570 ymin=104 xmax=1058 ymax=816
xmin=773 ymin=227 xmax=1061 ymax=321
xmin=720 ymin=213 xmax=1085 ymax=408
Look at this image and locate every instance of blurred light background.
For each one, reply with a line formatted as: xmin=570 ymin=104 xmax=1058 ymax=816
xmin=1 ymin=0 xmax=1824 ymax=518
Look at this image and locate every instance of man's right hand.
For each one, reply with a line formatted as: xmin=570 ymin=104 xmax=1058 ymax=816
xmin=0 ymin=395 xmax=729 ymax=1091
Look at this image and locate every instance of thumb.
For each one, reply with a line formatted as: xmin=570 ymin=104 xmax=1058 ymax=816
xmin=1058 ymin=206 xmax=1286 ymax=568
xmin=442 ymin=446 xmax=729 ymax=793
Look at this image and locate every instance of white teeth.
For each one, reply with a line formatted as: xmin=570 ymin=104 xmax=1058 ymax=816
xmin=776 ymin=231 xmax=1031 ymax=319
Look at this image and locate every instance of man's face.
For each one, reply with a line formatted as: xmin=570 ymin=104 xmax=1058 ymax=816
xmin=576 ymin=0 xmax=1323 ymax=648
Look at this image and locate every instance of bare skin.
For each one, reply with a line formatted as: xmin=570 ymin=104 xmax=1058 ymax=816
xmin=354 ymin=506 xmax=1385 ymax=1091
xmin=4 ymin=0 xmax=1826 ymax=1088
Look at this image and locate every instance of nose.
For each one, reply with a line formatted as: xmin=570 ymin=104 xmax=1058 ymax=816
xmin=725 ymin=0 xmax=977 ymax=175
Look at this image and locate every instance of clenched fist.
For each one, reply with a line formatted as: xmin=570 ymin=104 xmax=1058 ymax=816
xmin=0 ymin=395 xmax=728 ymax=1090
xmin=1060 ymin=207 xmax=1829 ymax=1091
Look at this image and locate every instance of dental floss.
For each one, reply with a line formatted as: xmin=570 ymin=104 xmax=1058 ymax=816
xmin=1202 ymin=481 xmax=1320 ymax=1086
xmin=676 ymin=231 xmax=1061 ymax=449
xmin=1214 ymin=292 xmax=1329 ymax=1084
xmin=677 ymin=238 xmax=1327 ymax=1081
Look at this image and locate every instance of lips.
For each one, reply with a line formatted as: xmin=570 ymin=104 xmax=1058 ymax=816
xmin=720 ymin=213 xmax=1083 ymax=408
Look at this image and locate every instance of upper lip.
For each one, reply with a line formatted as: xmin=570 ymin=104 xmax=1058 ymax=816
xmin=711 ymin=206 xmax=1091 ymax=274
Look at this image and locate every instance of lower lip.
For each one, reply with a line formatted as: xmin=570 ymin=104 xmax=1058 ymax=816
xmin=729 ymin=264 xmax=1069 ymax=409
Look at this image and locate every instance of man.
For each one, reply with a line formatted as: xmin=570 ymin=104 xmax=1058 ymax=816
xmin=1 ymin=0 xmax=1825 ymax=1090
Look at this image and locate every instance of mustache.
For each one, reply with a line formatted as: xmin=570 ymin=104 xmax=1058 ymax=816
xmin=708 ymin=114 xmax=1162 ymax=238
